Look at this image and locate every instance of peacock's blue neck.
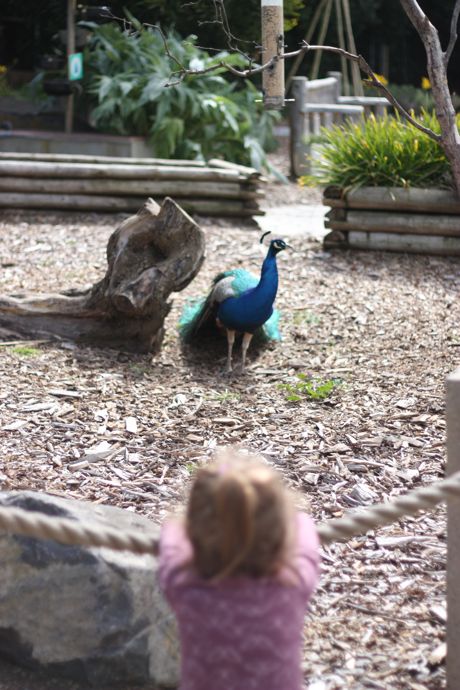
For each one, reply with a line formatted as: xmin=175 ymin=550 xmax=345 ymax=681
xmin=258 ymin=246 xmax=279 ymax=298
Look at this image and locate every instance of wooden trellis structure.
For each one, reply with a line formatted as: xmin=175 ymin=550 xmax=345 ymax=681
xmin=286 ymin=0 xmax=363 ymax=96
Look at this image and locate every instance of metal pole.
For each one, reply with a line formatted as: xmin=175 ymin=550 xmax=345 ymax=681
xmin=447 ymin=367 xmax=460 ymax=690
xmin=261 ymin=0 xmax=285 ymax=110
xmin=65 ymin=0 xmax=76 ymax=134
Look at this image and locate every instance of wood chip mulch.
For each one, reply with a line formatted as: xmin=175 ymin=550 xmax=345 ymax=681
xmin=0 ymin=195 xmax=458 ymax=690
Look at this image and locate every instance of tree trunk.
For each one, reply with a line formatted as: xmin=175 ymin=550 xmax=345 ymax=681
xmin=0 ymin=197 xmax=205 ymax=353
xmin=399 ymin=0 xmax=460 ymax=195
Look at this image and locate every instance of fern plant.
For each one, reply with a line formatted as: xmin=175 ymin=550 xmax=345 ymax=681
xmin=82 ymin=18 xmax=280 ymax=170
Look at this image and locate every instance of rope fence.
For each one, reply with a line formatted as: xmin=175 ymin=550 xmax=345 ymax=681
xmin=0 ymin=470 xmax=457 ymax=554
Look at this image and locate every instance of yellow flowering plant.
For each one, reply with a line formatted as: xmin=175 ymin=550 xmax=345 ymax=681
xmin=302 ymin=111 xmax=456 ymax=190
xmin=374 ymin=73 xmax=389 ymax=86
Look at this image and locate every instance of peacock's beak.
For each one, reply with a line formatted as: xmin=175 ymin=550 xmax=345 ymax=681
xmin=285 ymin=243 xmax=295 ymax=251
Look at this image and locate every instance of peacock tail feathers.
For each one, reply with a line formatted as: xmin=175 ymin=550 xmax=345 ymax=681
xmin=262 ymin=309 xmax=282 ymax=341
xmin=178 ymin=296 xmax=208 ymax=343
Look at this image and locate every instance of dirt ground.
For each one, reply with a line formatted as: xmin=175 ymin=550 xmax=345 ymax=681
xmin=0 ymin=158 xmax=458 ymax=689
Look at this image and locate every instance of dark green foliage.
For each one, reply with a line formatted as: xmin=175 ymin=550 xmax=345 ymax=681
xmin=2 ymin=1 xmax=458 ymax=94
xmin=83 ymin=20 xmax=280 ymax=167
xmin=129 ymin=0 xmax=304 ymax=49
xmin=305 ymin=112 xmax=455 ymax=190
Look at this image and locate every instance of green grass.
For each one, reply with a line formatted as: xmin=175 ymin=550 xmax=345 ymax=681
xmin=279 ymin=374 xmax=340 ymax=402
xmin=10 ymin=346 xmax=41 ymax=357
xmin=293 ymin=310 xmax=320 ymax=326
xmin=210 ymin=389 xmax=241 ymax=403
xmin=302 ymin=111 xmax=455 ymax=190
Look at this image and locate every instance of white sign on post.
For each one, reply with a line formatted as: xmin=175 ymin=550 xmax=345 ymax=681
xmin=68 ymin=52 xmax=84 ymax=81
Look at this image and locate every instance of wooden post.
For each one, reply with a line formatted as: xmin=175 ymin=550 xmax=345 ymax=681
xmin=261 ymin=0 xmax=285 ymax=110
xmin=327 ymin=71 xmax=343 ymax=102
xmin=289 ymin=76 xmax=309 ymax=177
xmin=447 ymin=368 xmax=460 ymax=690
xmin=65 ymin=0 xmax=76 ymax=134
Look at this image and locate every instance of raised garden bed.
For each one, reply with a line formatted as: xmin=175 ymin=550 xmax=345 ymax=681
xmin=323 ymin=185 xmax=460 ymax=255
xmin=0 ymin=152 xmax=265 ymax=217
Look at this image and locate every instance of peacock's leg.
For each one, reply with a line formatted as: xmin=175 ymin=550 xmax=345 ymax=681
xmin=226 ymin=329 xmax=236 ymax=373
xmin=241 ymin=332 xmax=253 ymax=373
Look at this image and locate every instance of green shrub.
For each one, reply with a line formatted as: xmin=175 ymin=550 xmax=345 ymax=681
xmin=11 ymin=346 xmax=41 ymax=357
xmin=303 ymin=112 xmax=454 ymax=189
xmin=82 ymin=18 xmax=280 ymax=170
xmin=278 ymin=374 xmax=340 ymax=403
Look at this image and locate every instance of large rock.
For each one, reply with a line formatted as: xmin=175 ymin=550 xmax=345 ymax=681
xmin=0 ymin=491 xmax=179 ymax=687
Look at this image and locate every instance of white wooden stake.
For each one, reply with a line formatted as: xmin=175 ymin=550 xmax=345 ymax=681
xmin=261 ymin=0 xmax=285 ymax=109
xmin=447 ymin=367 xmax=460 ymax=689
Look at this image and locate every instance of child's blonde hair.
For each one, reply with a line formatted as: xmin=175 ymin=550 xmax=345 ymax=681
xmin=185 ymin=450 xmax=293 ymax=581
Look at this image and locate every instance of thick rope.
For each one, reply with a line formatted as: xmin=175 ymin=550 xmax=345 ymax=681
xmin=317 ymin=470 xmax=459 ymax=546
xmin=0 ymin=471 xmax=458 ymax=554
xmin=0 ymin=506 xmax=159 ymax=555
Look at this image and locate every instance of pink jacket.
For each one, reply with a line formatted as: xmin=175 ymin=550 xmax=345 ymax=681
xmin=158 ymin=512 xmax=320 ymax=690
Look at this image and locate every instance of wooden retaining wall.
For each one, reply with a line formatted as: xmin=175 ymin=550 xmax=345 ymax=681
xmin=323 ymin=185 xmax=460 ymax=255
xmin=0 ymin=153 xmax=266 ymax=217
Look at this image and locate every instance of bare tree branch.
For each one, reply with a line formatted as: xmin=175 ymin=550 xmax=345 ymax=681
xmin=106 ymin=13 xmax=441 ymax=141
xmin=299 ymin=43 xmax=441 ymax=142
xmin=161 ymin=37 xmax=441 ymax=141
xmin=445 ymin=0 xmax=460 ymax=66
xmin=398 ymin=0 xmax=430 ymax=35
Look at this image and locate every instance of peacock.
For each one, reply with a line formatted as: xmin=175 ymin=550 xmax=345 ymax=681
xmin=179 ymin=232 xmax=290 ymax=373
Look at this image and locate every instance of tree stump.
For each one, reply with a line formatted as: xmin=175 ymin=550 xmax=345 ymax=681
xmin=0 ymin=197 xmax=205 ymax=353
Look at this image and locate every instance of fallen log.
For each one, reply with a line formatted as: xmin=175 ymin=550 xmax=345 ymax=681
xmin=0 ymin=160 xmax=244 ymax=182
xmin=0 ymin=152 xmax=207 ymax=167
xmin=323 ymin=186 xmax=460 ymax=214
xmin=347 ymin=230 xmax=460 ymax=256
xmin=0 ymin=176 xmax=259 ymax=200
xmin=325 ymin=209 xmax=460 ymax=236
xmin=207 ymin=158 xmax=263 ymax=179
xmin=0 ymin=177 xmax=263 ymax=199
xmin=0 ymin=192 xmax=263 ymax=216
xmin=0 ymin=197 xmax=205 ymax=353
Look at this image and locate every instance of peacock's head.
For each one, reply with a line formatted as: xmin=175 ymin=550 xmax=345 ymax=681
xmin=260 ymin=231 xmax=292 ymax=255
xmin=270 ymin=238 xmax=289 ymax=254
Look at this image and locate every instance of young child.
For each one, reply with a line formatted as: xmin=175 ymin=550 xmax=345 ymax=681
xmin=158 ymin=451 xmax=320 ymax=690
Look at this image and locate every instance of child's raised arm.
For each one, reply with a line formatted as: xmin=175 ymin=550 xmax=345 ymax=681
xmin=293 ymin=512 xmax=321 ymax=598
xmin=158 ymin=519 xmax=192 ymax=597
